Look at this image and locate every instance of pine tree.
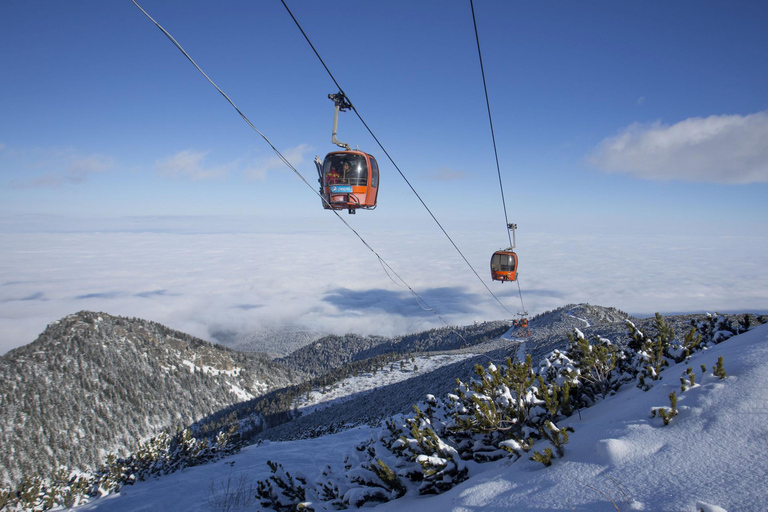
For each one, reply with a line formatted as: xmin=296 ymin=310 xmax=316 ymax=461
xmin=713 ymin=357 xmax=727 ymax=379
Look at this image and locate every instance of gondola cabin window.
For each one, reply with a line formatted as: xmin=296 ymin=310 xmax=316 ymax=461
xmin=491 ymin=253 xmax=516 ymax=272
xmin=370 ymin=157 xmax=379 ymax=188
xmin=324 ymin=153 xmax=368 ymax=186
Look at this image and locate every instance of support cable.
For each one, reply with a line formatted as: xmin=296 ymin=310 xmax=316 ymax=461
xmin=280 ymin=0 xmax=514 ymax=318
xmin=469 ymin=0 xmax=512 ymax=248
xmin=516 ymin=278 xmax=527 ymax=314
xmin=130 ymin=0 xmax=462 ymax=335
xmin=469 ymin=0 xmax=528 ymax=317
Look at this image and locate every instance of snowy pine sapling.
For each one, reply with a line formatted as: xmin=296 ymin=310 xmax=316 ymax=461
xmin=627 ymin=315 xmax=676 ymax=389
xmin=538 ymin=375 xmax=572 ymax=419
xmin=538 ymin=421 xmax=574 ymax=458
xmin=681 ymin=367 xmax=696 ymax=392
xmin=713 ymin=357 xmax=727 ymax=379
xmin=530 ymin=447 xmax=554 ymax=467
xmin=651 ymin=392 xmax=678 ymax=426
xmin=566 ymin=330 xmax=621 ymax=399
xmin=680 ymin=327 xmax=703 ymax=361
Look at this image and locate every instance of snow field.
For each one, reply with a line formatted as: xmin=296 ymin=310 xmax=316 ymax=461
xmin=76 ymin=324 xmax=768 ymax=512
xmin=292 ymin=353 xmax=476 ymax=417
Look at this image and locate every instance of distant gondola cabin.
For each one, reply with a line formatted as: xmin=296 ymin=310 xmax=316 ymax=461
xmin=318 ymin=151 xmax=379 ymax=212
xmin=490 ymin=250 xmax=518 ymax=282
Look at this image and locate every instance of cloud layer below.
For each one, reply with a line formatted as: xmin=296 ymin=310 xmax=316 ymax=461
xmin=1 ymin=221 xmax=767 ymax=354
xmin=590 ymin=111 xmax=768 ymax=183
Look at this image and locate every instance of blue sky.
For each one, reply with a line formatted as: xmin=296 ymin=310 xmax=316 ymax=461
xmin=2 ymin=0 xmax=766 ymax=228
xmin=1 ymin=1 xmax=767 ymax=351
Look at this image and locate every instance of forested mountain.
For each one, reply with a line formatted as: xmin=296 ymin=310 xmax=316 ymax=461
xmin=276 ymin=320 xmax=510 ymax=377
xmin=218 ymin=328 xmax=326 ymax=358
xmin=0 ymin=311 xmax=300 ymax=484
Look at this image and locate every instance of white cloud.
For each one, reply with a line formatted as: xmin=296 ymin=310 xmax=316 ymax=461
xmin=2 ymin=220 xmax=767 ymax=354
xmin=589 ymin=111 xmax=768 ymax=183
xmin=242 ymin=144 xmax=312 ymax=181
xmin=156 ymin=150 xmax=229 ymax=180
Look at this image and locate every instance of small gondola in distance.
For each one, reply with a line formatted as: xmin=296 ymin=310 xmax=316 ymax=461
xmin=490 ymin=249 xmax=518 ymax=282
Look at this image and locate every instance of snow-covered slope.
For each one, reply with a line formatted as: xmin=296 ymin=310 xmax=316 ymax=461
xmin=74 ymin=322 xmax=768 ymax=512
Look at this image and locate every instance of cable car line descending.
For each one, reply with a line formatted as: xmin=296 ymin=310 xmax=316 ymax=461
xmin=130 ymin=0 xmax=463 ymax=338
xmin=470 ymin=0 xmax=512 ymax=249
xmin=470 ymin=0 xmax=528 ymax=318
xmin=280 ymin=0 xmax=515 ymax=318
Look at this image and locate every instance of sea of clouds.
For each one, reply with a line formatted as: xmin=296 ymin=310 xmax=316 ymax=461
xmin=1 ymin=215 xmax=767 ymax=354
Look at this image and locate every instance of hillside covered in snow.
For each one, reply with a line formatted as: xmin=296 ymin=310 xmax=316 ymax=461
xmin=1 ymin=305 xmax=765 ymax=511
xmin=33 ymin=311 xmax=763 ymax=512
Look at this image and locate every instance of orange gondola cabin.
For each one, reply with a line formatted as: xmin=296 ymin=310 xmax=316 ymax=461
xmin=316 ymin=151 xmax=379 ymax=213
xmin=490 ymin=249 xmax=518 ymax=282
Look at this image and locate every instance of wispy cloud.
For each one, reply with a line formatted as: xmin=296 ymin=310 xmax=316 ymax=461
xmin=74 ymin=292 xmax=122 ymax=300
xmin=0 ymin=291 xmax=46 ymax=303
xmin=589 ymin=111 xmax=768 ymax=183
xmin=156 ymin=150 xmax=229 ymax=180
xmin=242 ymin=144 xmax=312 ymax=181
xmin=425 ymin=167 xmax=468 ymax=182
xmin=7 ymin=149 xmax=113 ymax=189
xmin=134 ymin=289 xmax=172 ymax=298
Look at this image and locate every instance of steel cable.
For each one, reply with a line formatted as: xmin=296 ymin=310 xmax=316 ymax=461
xmin=130 ymin=0 xmax=463 ymax=335
xmin=280 ymin=0 xmax=515 ymax=317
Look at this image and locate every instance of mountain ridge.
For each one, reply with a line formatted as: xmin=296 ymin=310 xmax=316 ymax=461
xmin=0 ymin=311 xmax=299 ymax=484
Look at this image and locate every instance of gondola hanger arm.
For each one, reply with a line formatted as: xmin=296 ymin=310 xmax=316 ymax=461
xmin=329 ymin=92 xmax=352 ymax=150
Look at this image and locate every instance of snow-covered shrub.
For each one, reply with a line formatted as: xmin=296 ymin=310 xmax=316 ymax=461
xmin=538 ymin=421 xmax=573 ymax=458
xmin=255 ymin=460 xmax=310 ymax=511
xmin=627 ymin=314 xmax=681 ymax=390
xmin=566 ymin=330 xmax=624 ymax=401
xmin=692 ymin=313 xmax=739 ymax=345
xmin=254 ymin=313 xmax=737 ymax=510
xmin=314 ymin=464 xmax=348 ymax=509
xmin=389 ymin=407 xmax=468 ymax=495
xmin=338 ymin=435 xmax=408 ymax=507
xmin=530 ymin=446 xmax=554 ymax=467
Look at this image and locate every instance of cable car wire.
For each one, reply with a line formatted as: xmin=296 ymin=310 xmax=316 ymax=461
xmin=469 ymin=0 xmax=529 ymax=318
xmin=280 ymin=0 xmax=515 ymax=318
xmin=469 ymin=0 xmax=512 ymax=249
xmin=130 ymin=0 xmax=465 ymax=338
